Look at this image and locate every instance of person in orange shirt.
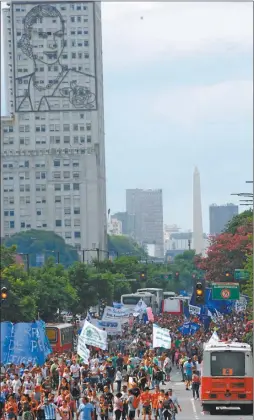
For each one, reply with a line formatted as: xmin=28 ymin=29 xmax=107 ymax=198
xmin=151 ymin=385 xmax=160 ymax=420
xmin=156 ymin=390 xmax=165 ymax=420
xmin=5 ymin=395 xmax=18 ymax=420
xmin=140 ymin=387 xmax=152 ymax=420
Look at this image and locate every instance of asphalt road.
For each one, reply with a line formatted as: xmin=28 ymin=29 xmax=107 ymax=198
xmin=168 ymin=368 xmax=253 ymax=420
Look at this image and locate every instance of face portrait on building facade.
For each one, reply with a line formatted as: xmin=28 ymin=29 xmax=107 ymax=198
xmin=14 ymin=3 xmax=97 ymax=112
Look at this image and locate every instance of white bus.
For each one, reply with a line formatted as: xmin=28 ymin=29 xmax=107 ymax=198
xmin=137 ymin=288 xmax=163 ymax=313
xmin=163 ymin=291 xmax=176 ymax=298
xmin=121 ymin=292 xmax=157 ymax=313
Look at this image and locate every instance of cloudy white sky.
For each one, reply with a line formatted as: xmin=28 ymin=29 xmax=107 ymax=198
xmin=1 ymin=2 xmax=253 ymax=232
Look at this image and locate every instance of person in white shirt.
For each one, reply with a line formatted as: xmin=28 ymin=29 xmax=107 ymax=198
xmin=70 ymin=361 xmax=80 ymax=380
xmin=163 ymin=356 xmax=172 ymax=381
xmin=12 ymin=374 xmax=22 ymax=397
xmin=115 ymin=369 xmax=123 ymax=393
xmin=23 ymin=377 xmax=34 ymax=396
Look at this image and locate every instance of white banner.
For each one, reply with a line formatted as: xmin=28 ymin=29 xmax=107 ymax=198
xmin=189 ymin=304 xmax=201 ymax=315
xmin=79 ymin=320 xmax=107 ymax=350
xmin=134 ymin=299 xmax=147 ymax=313
xmin=102 ymin=306 xmax=131 ymax=320
xmin=153 ymin=324 xmax=171 ymax=349
xmin=77 ymin=335 xmax=90 ymax=364
xmin=90 ymin=318 xmax=122 ymax=335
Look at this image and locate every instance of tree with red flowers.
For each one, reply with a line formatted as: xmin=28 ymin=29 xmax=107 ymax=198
xmin=195 ymin=222 xmax=252 ymax=283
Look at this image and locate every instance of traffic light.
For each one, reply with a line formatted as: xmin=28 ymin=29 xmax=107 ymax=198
xmin=194 ymin=280 xmax=205 ymax=305
xmin=174 ymin=272 xmax=180 ymax=281
xmin=1 ymin=287 xmax=8 ymax=302
xmin=140 ymin=271 xmax=147 ymax=281
xmin=225 ymin=271 xmax=233 ymax=282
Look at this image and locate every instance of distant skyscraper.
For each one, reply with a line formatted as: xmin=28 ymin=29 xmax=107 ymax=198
xmin=126 ymin=189 xmax=164 ymax=257
xmin=209 ymin=204 xmax=239 ymax=235
xmin=192 ymin=167 xmax=204 ymax=255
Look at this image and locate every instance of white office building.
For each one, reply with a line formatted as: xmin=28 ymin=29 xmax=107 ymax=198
xmin=1 ymin=1 xmax=107 ymax=255
xmin=107 ymin=217 xmax=122 ymax=236
xmin=126 ymin=189 xmax=164 ymax=258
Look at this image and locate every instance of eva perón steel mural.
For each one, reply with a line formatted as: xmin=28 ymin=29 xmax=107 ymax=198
xmin=12 ymin=2 xmax=97 ymax=112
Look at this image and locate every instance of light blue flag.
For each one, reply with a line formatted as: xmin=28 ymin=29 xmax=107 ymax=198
xmin=0 ymin=322 xmax=13 ymax=364
xmin=7 ymin=322 xmax=51 ymax=365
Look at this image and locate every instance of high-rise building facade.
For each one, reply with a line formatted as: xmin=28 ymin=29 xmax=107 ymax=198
xmin=1 ymin=1 xmax=107 ymax=255
xmin=209 ymin=203 xmax=238 ymax=235
xmin=126 ymin=189 xmax=164 ymax=257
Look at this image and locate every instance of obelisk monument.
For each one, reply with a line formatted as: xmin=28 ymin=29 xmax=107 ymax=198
xmin=193 ymin=167 xmax=204 ymax=255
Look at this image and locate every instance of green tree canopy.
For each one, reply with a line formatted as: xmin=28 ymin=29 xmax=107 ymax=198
xmin=4 ymin=229 xmax=79 ymax=268
xmin=108 ymin=235 xmax=147 ymax=258
xmin=225 ymin=209 xmax=253 ymax=235
xmin=31 ymin=258 xmax=78 ymax=322
xmin=242 ymin=252 xmax=253 ymax=308
xmin=1 ymin=263 xmax=38 ymax=322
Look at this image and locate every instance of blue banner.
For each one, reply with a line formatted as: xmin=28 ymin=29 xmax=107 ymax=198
xmin=200 ymin=314 xmax=211 ymax=331
xmin=190 ymin=288 xmax=234 ymax=314
xmin=113 ymin=302 xmax=123 ymax=309
xmin=0 ymin=321 xmax=52 ymax=366
xmin=183 ymin=301 xmax=190 ymax=319
xmin=178 ymin=321 xmax=200 ymax=336
xmin=179 ymin=290 xmax=188 ymax=297
xmin=0 ymin=322 xmax=13 ymax=364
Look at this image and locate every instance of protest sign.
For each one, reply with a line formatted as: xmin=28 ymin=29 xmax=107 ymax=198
xmin=79 ymin=320 xmax=107 ymax=350
xmin=153 ymin=324 xmax=171 ymax=349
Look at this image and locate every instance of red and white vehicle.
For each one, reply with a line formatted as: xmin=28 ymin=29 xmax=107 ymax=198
xmin=46 ymin=323 xmax=74 ymax=353
xmin=162 ymin=296 xmax=184 ymax=314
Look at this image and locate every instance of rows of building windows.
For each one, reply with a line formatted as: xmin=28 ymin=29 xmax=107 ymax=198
xmin=4 ymin=218 xmax=81 ymax=239
xmin=15 ymin=3 xmax=88 ymax=13
xmin=3 ymin=135 xmax=92 ymax=147
xmin=2 ymin=160 xmax=81 ymax=169
xmin=2 ymin=112 xmax=90 ymax=127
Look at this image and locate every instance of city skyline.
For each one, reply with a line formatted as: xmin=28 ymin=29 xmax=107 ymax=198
xmin=1 ymin=2 xmax=252 ymax=233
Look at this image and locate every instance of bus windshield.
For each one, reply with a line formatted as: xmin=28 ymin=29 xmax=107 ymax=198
xmin=211 ymin=351 xmax=245 ymax=376
xmin=122 ymin=296 xmax=144 ymax=305
xmin=46 ymin=327 xmax=58 ymax=343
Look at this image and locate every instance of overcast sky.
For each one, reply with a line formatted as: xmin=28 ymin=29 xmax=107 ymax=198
xmin=1 ymin=2 xmax=253 ymax=232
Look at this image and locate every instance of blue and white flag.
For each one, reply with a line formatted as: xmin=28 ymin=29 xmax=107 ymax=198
xmin=86 ymin=311 xmax=92 ymax=322
xmin=208 ymin=310 xmax=217 ymax=323
xmin=178 ymin=321 xmax=200 ymax=336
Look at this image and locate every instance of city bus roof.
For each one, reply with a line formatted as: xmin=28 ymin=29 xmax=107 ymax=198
xmin=121 ymin=292 xmax=154 ymax=297
xmin=204 ymin=341 xmax=251 ymax=352
xmin=46 ymin=323 xmax=73 ymax=329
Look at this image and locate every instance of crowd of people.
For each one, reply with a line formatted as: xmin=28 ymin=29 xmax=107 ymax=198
xmin=0 ymin=310 xmax=251 ymax=420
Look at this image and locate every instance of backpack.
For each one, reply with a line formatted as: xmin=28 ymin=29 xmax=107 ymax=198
xmin=156 ymin=371 xmax=163 ymax=381
xmin=192 ymin=374 xmax=200 ymax=384
xmin=132 ymin=396 xmax=139 ymax=409
xmin=23 ymin=412 xmax=34 ymax=420
xmin=163 ymin=399 xmax=173 ymax=410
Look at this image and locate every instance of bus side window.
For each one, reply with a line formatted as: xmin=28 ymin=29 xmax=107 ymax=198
xmin=61 ymin=328 xmax=73 ymax=345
